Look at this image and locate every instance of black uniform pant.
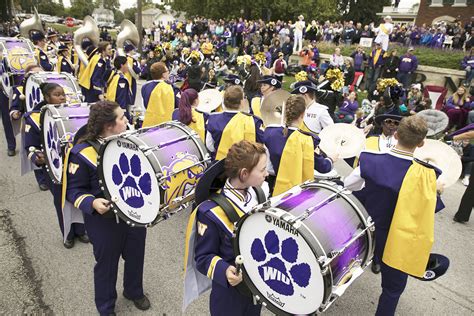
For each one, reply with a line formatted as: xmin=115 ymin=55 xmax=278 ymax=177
xmin=455 ymin=165 xmax=474 ymax=221
xmin=84 ymin=213 xmax=146 ymax=315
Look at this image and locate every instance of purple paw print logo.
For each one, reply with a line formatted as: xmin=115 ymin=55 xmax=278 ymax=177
xmin=251 ymin=230 xmax=311 ymax=296
xmin=29 ymin=86 xmax=42 ymax=108
xmin=46 ymin=122 xmax=61 ymax=168
xmin=112 ymin=153 xmax=152 ymax=208
xmin=1 ymin=61 xmax=9 ymax=87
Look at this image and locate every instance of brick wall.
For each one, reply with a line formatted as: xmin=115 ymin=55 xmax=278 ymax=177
xmin=416 ymin=0 xmax=474 ymax=26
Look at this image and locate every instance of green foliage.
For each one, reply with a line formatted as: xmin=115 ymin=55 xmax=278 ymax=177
xmin=124 ymin=7 xmax=137 ymax=23
xmin=114 ymin=9 xmax=125 ymax=24
xmin=315 ymin=42 xmax=465 ymax=70
xmin=38 ymin=0 xmax=65 ymax=17
xmin=69 ymin=0 xmax=95 ymax=19
xmin=172 ymin=0 xmax=387 ymax=22
xmin=94 ymin=0 xmax=120 ymax=11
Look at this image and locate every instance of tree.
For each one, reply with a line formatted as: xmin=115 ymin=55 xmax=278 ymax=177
xmin=69 ymin=0 xmax=95 ymax=18
xmin=340 ymin=0 xmax=391 ymax=25
xmin=124 ymin=7 xmax=137 ymax=23
xmin=114 ymin=9 xmax=124 ymax=24
xmin=94 ymin=0 xmax=120 ymax=11
xmin=38 ymin=0 xmax=65 ymax=17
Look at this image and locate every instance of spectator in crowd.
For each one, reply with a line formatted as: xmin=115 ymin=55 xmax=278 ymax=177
xmin=445 ymin=86 xmax=471 ymax=130
xmin=350 ymin=46 xmax=367 ymax=73
xmin=406 ymin=84 xmax=423 ymax=115
xmin=397 ymin=47 xmax=418 ymax=89
xmin=299 ymin=46 xmax=314 ymax=70
xmin=461 ymin=47 xmax=474 ymax=85
xmin=335 ymin=91 xmax=359 ymax=123
xmin=382 ymin=49 xmax=400 ymax=79
xmin=365 ymin=42 xmax=385 ymax=93
xmin=330 ymin=47 xmax=345 ymax=68
xmin=273 ymin=52 xmax=287 ymax=81
xmin=281 ymin=37 xmax=293 ymax=65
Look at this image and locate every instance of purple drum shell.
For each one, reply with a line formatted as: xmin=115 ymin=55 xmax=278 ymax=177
xmin=276 ymin=186 xmax=368 ymax=284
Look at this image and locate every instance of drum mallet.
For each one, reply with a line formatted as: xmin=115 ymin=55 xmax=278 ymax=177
xmin=235 ymin=255 xmax=244 ymax=275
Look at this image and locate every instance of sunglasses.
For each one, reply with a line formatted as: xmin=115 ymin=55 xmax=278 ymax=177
xmin=383 ymin=119 xmax=400 ymax=126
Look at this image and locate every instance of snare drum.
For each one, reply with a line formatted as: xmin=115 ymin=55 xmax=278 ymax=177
xmin=234 ymin=180 xmax=374 ymax=315
xmin=40 ymin=103 xmax=90 ymax=184
xmin=0 ymin=37 xmax=36 ymax=96
xmin=25 ymin=72 xmax=83 ymax=112
xmin=98 ymin=121 xmax=210 ymax=227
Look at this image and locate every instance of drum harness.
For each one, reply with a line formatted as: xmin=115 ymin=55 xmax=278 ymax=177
xmin=208 ymin=186 xmax=265 ymax=300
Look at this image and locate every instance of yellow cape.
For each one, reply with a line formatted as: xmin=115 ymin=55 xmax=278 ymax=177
xmin=215 ymin=112 xmax=256 ymax=160
xmin=105 ymin=71 xmax=130 ymax=103
xmin=189 ymin=109 xmax=206 ymax=141
xmin=251 ymin=97 xmax=262 ymax=118
xmin=273 ymin=130 xmax=315 ymax=196
xmin=142 ymin=81 xmax=175 ymax=127
xmin=78 ymin=54 xmax=100 ymax=90
xmin=382 ymin=160 xmax=436 ymax=277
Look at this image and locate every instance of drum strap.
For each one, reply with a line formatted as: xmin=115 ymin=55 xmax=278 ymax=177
xmin=209 ymin=187 xmax=266 ymax=224
xmin=86 ymin=140 xmax=100 ymax=154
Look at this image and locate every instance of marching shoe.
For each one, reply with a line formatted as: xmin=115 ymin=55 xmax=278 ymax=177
xmin=7 ymin=149 xmax=15 ymax=156
xmin=77 ymin=234 xmax=90 ymax=243
xmin=371 ymin=262 xmax=381 ymax=274
xmin=39 ymin=184 xmax=49 ymax=191
xmin=123 ymin=292 xmax=151 ymax=311
xmin=453 ymin=216 xmax=467 ymax=223
xmin=63 ymin=239 xmax=75 ymax=249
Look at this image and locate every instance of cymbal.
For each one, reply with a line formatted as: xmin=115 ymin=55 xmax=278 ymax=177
xmin=261 ymin=89 xmax=291 ymax=126
xmin=197 ymin=89 xmax=223 ymax=113
xmin=318 ymin=123 xmax=366 ymax=159
xmin=416 ymin=110 xmax=449 ymax=137
xmin=414 ymin=139 xmax=462 ymax=188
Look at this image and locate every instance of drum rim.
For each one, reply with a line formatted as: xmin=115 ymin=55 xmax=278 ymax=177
xmin=233 ymin=206 xmax=331 ymax=315
xmin=97 ymin=132 xmax=164 ymax=227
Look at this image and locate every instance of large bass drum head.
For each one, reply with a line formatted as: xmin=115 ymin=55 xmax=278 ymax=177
xmin=41 ymin=107 xmax=64 ymax=183
xmin=236 ymin=210 xmax=324 ymax=315
xmin=99 ymin=137 xmax=161 ymax=226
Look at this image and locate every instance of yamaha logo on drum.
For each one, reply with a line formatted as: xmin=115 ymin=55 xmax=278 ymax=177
xmin=117 ymin=140 xmax=139 ymax=151
xmin=271 ymin=218 xmax=299 ymax=237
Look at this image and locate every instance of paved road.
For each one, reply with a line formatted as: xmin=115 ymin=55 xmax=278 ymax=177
xmin=0 ymin=83 xmax=472 ymax=315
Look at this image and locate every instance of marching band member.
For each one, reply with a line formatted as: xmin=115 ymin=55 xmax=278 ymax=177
xmin=32 ymin=32 xmax=54 ymax=71
xmin=172 ymin=88 xmax=208 ymax=141
xmin=347 ymin=114 xmax=402 ymax=169
xmin=0 ymin=87 xmax=17 ymax=156
xmin=206 ymin=85 xmax=265 ymax=160
xmin=265 ymin=95 xmax=335 ymax=196
xmin=56 ymin=45 xmax=75 ymax=75
xmin=141 ymin=62 xmax=175 ymax=127
xmin=78 ymin=41 xmax=113 ymax=103
xmin=77 ymin=40 xmax=97 ymax=79
xmin=123 ymin=44 xmax=142 ymax=104
xmin=291 ymin=80 xmax=334 ymax=134
xmin=23 ymin=83 xmax=87 ymax=247
xmin=251 ymin=75 xmax=281 ymax=118
xmin=65 ymin=101 xmax=150 ymax=314
xmin=184 ymin=140 xmax=269 ymax=315
xmin=344 ymin=115 xmax=444 ymax=315
xmin=105 ymin=56 xmax=133 ymax=122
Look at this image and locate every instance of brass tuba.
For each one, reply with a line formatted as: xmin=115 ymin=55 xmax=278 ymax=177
xmin=116 ymin=19 xmax=140 ymax=79
xmin=73 ymin=16 xmax=100 ymax=67
xmin=19 ymin=8 xmax=44 ymax=39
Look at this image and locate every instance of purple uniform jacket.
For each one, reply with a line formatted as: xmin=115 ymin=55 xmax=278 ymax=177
xmin=368 ymin=48 xmax=385 ymax=68
xmin=264 ymin=126 xmax=332 ymax=175
xmin=65 ymin=143 xmax=103 ymax=215
xmin=207 ymin=111 xmax=265 ymax=152
xmin=398 ymin=54 xmax=418 ymax=73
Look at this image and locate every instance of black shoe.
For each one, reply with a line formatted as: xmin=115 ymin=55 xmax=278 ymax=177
xmin=123 ymin=292 xmax=151 ymax=311
xmin=39 ymin=184 xmax=49 ymax=191
xmin=77 ymin=234 xmax=90 ymax=243
xmin=63 ymin=239 xmax=75 ymax=249
xmin=7 ymin=149 xmax=15 ymax=156
xmin=453 ymin=216 xmax=467 ymax=223
xmin=108 ymin=313 xmax=116 ymax=316
xmin=371 ymin=262 xmax=381 ymax=274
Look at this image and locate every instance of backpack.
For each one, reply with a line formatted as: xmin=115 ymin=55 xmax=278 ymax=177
xmin=275 ymin=59 xmax=285 ymax=74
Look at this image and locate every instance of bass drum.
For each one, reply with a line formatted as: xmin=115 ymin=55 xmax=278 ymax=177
xmin=40 ymin=103 xmax=90 ymax=184
xmin=25 ymin=71 xmax=83 ymax=112
xmin=0 ymin=37 xmax=36 ymax=97
xmin=98 ymin=121 xmax=210 ymax=227
xmin=234 ymin=180 xmax=374 ymax=315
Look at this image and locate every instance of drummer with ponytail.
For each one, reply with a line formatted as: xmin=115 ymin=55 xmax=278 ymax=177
xmin=172 ymin=88 xmax=208 ymax=141
xmin=264 ymin=95 xmax=335 ymax=196
xmin=23 ymin=82 xmax=88 ymax=248
xmin=65 ymin=100 xmax=151 ymax=314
